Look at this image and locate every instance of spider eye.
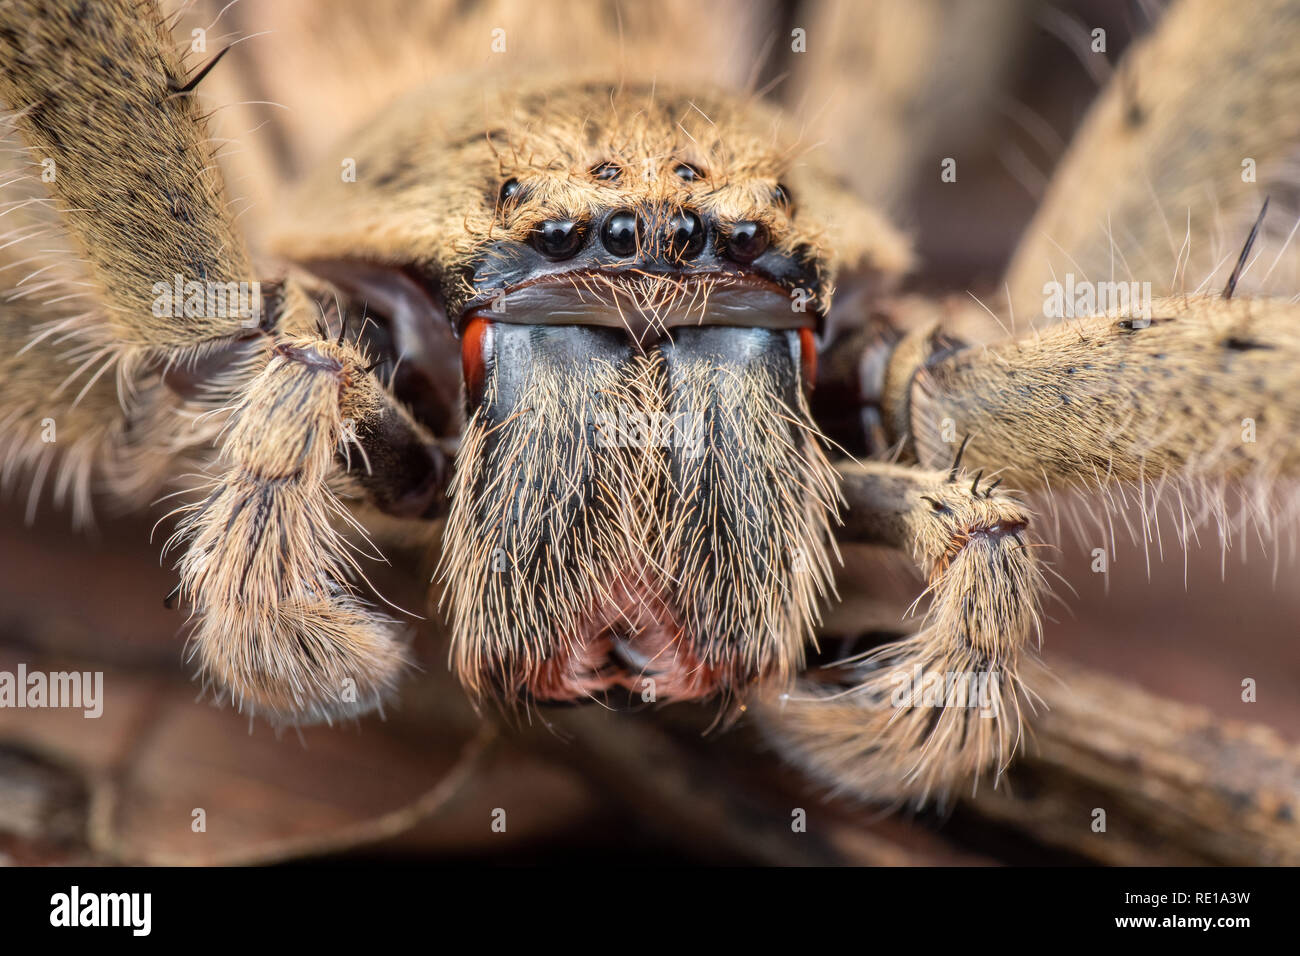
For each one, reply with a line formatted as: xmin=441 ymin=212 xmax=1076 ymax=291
xmin=674 ymin=162 xmax=705 ymax=182
xmin=724 ymin=221 xmax=769 ymax=263
xmin=665 ymin=210 xmax=706 ymax=260
xmin=600 ymin=209 xmax=639 ymax=257
xmin=499 ymin=178 xmax=521 ymax=205
xmin=531 ymin=218 xmax=585 ymax=260
xmin=591 ymin=162 xmax=621 ymax=181
xmin=773 ymin=182 xmax=794 ymax=210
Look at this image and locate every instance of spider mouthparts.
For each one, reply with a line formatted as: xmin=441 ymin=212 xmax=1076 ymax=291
xmin=526 ymin=576 xmax=726 ymax=704
xmin=446 ymin=321 xmax=834 ymax=708
xmin=608 ymin=630 xmax=657 ymax=674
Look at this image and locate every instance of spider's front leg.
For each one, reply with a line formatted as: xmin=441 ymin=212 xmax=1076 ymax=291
xmin=172 ymin=283 xmax=446 ymax=723
xmin=774 ymin=294 xmax=1300 ymax=802
xmin=0 ymin=0 xmax=263 ymax=514
xmin=0 ymin=0 xmax=450 ymax=722
xmin=897 ymin=297 xmax=1300 ymax=515
xmin=759 ymin=460 xmax=1044 ymax=805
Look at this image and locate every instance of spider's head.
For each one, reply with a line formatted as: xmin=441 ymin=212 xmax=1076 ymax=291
xmin=461 ymin=165 xmax=818 ymax=346
xmin=274 ymin=79 xmax=909 ymax=709
xmin=449 ymin=84 xmax=838 ymax=343
xmin=276 ymin=78 xmax=909 ymax=354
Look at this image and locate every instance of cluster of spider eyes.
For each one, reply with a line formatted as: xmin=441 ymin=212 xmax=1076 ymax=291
xmin=527 ymin=209 xmax=770 ymax=264
xmin=498 ymin=161 xmax=786 ymax=265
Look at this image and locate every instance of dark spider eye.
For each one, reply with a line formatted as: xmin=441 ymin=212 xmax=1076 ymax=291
xmin=591 ymin=161 xmax=621 ymax=181
xmin=498 ymin=178 xmax=520 ymax=205
xmin=725 ymin=221 xmax=769 ymax=263
xmin=531 ymin=218 xmax=584 ymax=259
xmin=773 ymin=182 xmax=794 ymax=210
xmin=600 ymin=209 xmax=639 ymax=257
xmin=665 ymin=210 xmax=706 ymax=259
xmin=674 ymin=162 xmax=705 ymax=182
